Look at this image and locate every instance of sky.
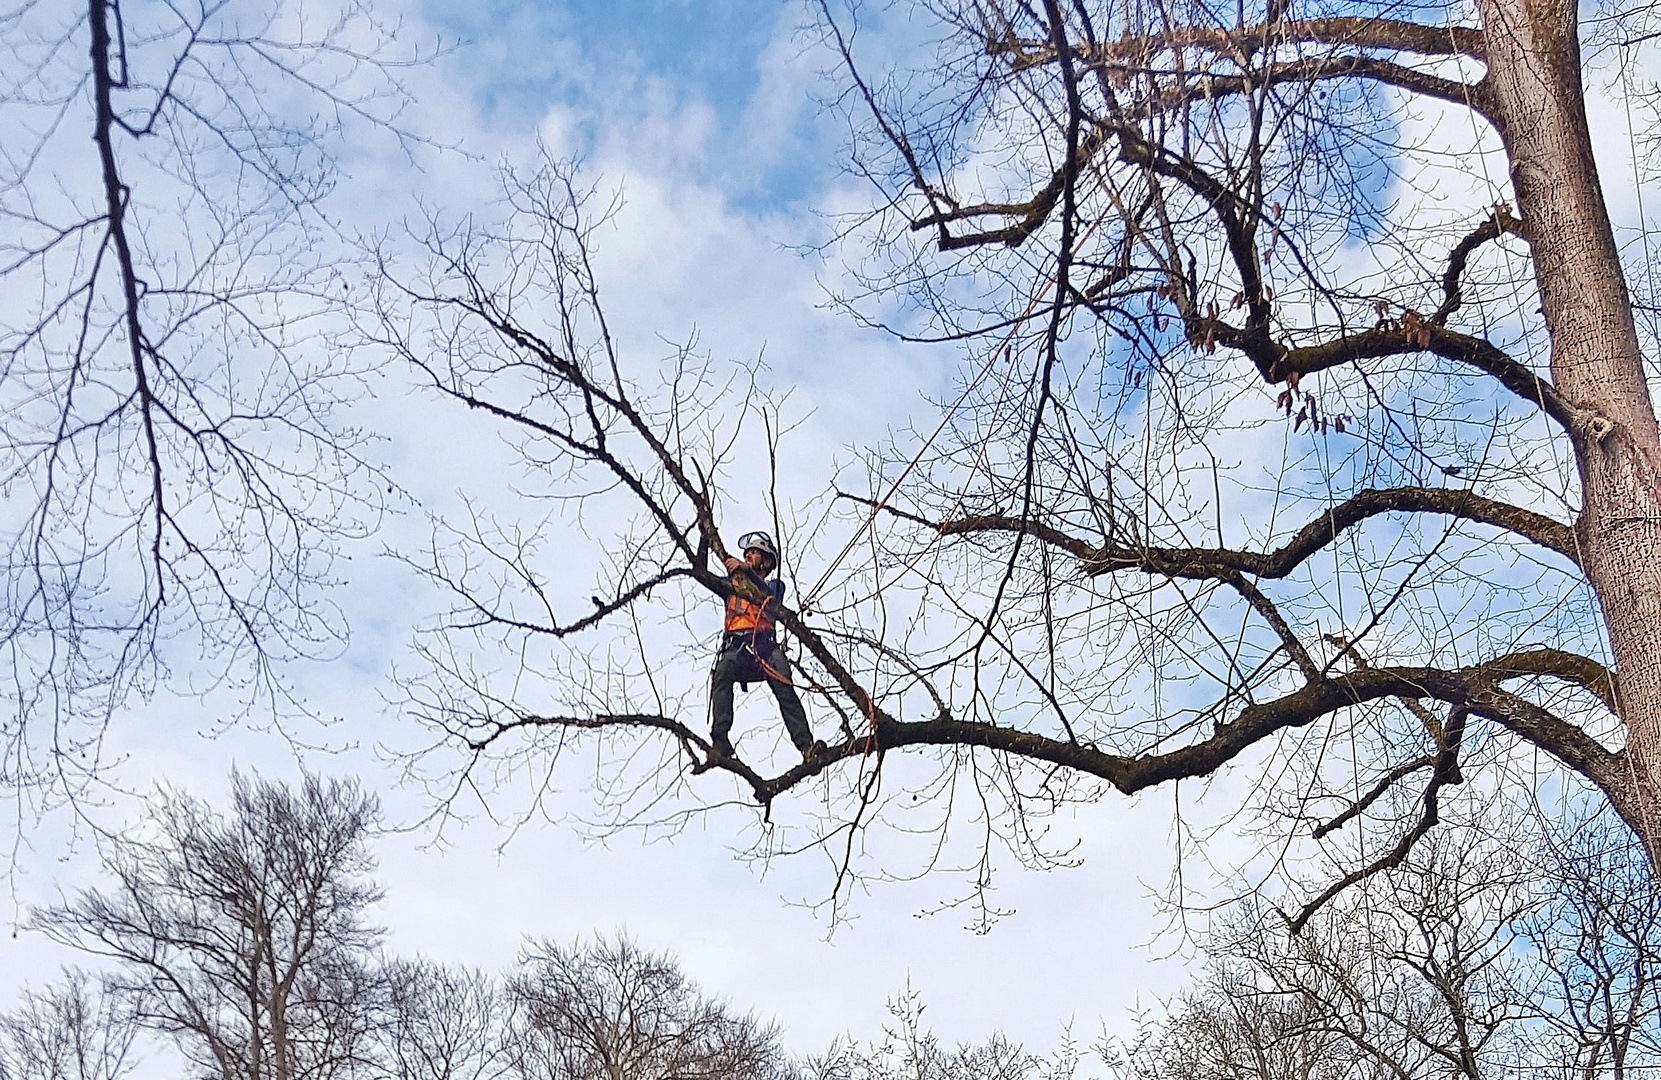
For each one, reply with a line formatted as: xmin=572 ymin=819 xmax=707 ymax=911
xmin=0 ymin=0 xmax=1200 ymax=1068
xmin=9 ymin=0 xmax=1661 ymax=1071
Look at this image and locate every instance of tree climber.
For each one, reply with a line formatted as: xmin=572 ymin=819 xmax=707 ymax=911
xmin=710 ymin=531 xmax=826 ymax=762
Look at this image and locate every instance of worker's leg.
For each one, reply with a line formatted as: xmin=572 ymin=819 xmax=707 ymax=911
xmin=709 ymin=647 xmax=741 ymax=756
xmin=761 ymin=645 xmax=814 ymax=753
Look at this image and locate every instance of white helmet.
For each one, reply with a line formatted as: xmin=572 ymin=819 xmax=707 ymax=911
xmin=736 ymin=530 xmax=779 ymax=563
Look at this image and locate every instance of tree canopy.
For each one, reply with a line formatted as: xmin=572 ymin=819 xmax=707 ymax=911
xmin=7 ymin=0 xmax=1661 ymax=933
xmin=371 ymin=0 xmax=1661 ymax=925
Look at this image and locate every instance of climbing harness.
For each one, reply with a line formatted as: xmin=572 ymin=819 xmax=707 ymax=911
xmin=721 ymin=563 xmax=795 ymax=691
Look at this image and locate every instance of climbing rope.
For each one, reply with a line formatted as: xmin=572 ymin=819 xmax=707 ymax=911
xmin=800 ymin=207 xmax=1114 ymax=615
xmin=780 ymin=184 xmax=1121 ymax=761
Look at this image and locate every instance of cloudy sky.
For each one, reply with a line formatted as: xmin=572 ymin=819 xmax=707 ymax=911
xmin=11 ymin=0 xmax=1660 ymax=1068
xmin=0 ymin=0 xmax=1204 ymax=1066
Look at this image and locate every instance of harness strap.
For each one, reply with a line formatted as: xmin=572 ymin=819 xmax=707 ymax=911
xmin=722 ymin=630 xmax=777 ymax=652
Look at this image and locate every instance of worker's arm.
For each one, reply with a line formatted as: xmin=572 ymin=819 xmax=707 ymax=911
xmin=725 ymin=567 xmax=784 ymax=615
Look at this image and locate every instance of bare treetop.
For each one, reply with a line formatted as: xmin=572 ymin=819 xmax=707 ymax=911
xmin=31 ymin=772 xmax=384 ymax=1080
xmin=508 ymin=935 xmax=795 ymax=1080
xmin=0 ymin=0 xmax=427 ymax=823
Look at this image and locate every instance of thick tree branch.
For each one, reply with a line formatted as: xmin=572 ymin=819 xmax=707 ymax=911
xmin=1218 ymin=568 xmax=1320 ymax=678
xmin=1068 ymin=18 xmax=1486 ymax=64
xmin=769 ymin=664 xmax=1617 ymax=804
xmin=1260 ymin=321 xmax=1571 ymax=426
xmin=1122 ymin=55 xmax=1488 ymax=117
xmin=1434 ymin=207 xmax=1526 ymax=324
xmin=91 ymin=0 xmax=169 ymax=589
xmin=912 ymin=126 xmax=1108 ymax=249
xmin=1116 ymin=128 xmax=1272 ymax=333
xmin=1290 ymin=707 xmax=1468 ymax=933
xmin=1476 ymin=648 xmax=1620 ymax=714
xmin=932 ymin=484 xmax=1578 ymax=576
xmin=1313 ymin=751 xmax=1437 ymax=840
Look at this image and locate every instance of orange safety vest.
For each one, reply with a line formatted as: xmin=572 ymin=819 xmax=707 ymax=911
xmin=724 ymin=575 xmax=781 ymax=634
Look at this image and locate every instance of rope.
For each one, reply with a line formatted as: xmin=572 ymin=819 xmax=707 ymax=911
xmin=799 ymin=207 xmax=1113 ymax=613
xmin=724 ymin=621 xmax=872 ymax=755
xmin=726 ymin=159 xmax=1117 ymax=758
xmin=749 ymin=634 xmax=882 ymax=754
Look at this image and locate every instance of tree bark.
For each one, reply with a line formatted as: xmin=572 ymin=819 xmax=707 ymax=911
xmin=1479 ymin=0 xmax=1661 ymax=855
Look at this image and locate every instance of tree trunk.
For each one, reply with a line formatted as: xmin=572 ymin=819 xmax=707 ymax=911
xmin=1479 ymin=0 xmax=1661 ymax=857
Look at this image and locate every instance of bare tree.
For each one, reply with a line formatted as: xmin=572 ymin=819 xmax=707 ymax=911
xmin=1102 ymin=977 xmax=1369 ymax=1080
xmin=0 ymin=971 xmax=139 ymax=1080
xmin=0 ymin=0 xmax=423 ymax=820
xmin=808 ymin=989 xmax=1076 ymax=1080
xmin=1520 ymin=813 xmax=1661 ymax=1077
xmin=18 ymin=780 xmax=830 ymax=1080
xmin=1107 ymin=814 xmax=1661 ymax=1079
xmin=504 ymin=935 xmax=793 ymax=1080
xmin=379 ymin=959 xmax=510 ymax=1080
xmin=31 ymin=772 xmax=384 ymax=1080
xmin=377 ymin=0 xmax=1661 ymax=918
xmin=791 ymin=0 xmax=1661 ymax=884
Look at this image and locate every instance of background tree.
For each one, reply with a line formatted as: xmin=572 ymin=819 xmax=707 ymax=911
xmin=504 ymin=935 xmax=793 ymax=1080
xmin=0 ymin=971 xmax=138 ymax=1080
xmin=379 ymin=959 xmax=510 ymax=1080
xmin=19 ymin=772 xmax=816 ymax=1080
xmin=1516 ymin=811 xmax=1661 ymax=1075
xmin=1105 ymin=812 xmax=1661 ymax=1079
xmin=380 ymin=0 xmax=1661 ymax=915
xmin=1102 ymin=979 xmax=1363 ymax=1080
xmin=0 ymin=0 xmax=420 ymax=821
xmin=31 ymin=772 xmax=384 ymax=1080
xmin=808 ymin=989 xmax=1076 ymax=1080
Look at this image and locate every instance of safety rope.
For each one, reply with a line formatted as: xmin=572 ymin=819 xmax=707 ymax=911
xmin=742 ymin=627 xmax=883 ymax=755
xmin=726 ymin=620 xmax=870 ymax=756
xmin=722 ymin=171 xmax=1116 ymax=763
xmin=765 ymin=186 xmax=1120 ymax=765
xmin=799 ymin=203 xmax=1113 ymax=614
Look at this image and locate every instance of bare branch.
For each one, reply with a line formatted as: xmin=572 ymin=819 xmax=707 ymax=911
xmin=934 ymin=485 xmax=1578 ymax=576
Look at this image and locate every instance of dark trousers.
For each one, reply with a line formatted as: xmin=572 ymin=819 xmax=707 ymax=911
xmin=710 ymin=636 xmax=813 ymax=754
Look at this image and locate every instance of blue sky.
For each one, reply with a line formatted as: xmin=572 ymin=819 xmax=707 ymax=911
xmin=432 ymin=0 xmax=782 ymax=124
xmin=421 ymin=0 xmax=833 ymax=211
